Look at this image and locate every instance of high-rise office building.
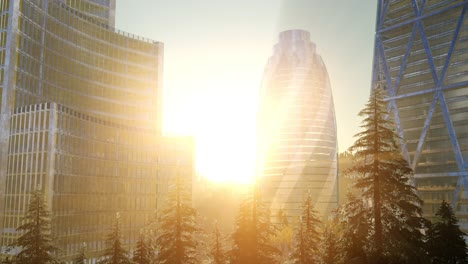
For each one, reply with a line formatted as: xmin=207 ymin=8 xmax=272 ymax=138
xmin=0 ymin=0 xmax=163 ymax=261
xmin=59 ymin=0 xmax=116 ymax=27
xmin=258 ymin=30 xmax=338 ymax=221
xmin=372 ymin=0 xmax=468 ymax=229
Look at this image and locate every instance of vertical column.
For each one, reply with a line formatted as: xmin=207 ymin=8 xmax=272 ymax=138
xmin=45 ymin=103 xmax=57 ymax=212
xmin=155 ymin=42 xmax=164 ymax=134
xmin=37 ymin=0 xmax=48 ymax=97
xmin=0 ymin=0 xmax=20 ymax=248
xmin=108 ymin=0 xmax=116 ymax=28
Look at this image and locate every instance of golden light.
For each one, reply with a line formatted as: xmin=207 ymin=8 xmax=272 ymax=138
xmin=194 ymin=95 xmax=257 ymax=184
xmin=164 ymin=80 xmax=259 ymax=184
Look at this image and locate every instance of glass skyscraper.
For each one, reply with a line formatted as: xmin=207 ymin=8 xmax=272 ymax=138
xmin=59 ymin=0 xmax=116 ymax=27
xmin=0 ymin=0 xmax=163 ymax=261
xmin=258 ymin=30 xmax=338 ymax=221
xmin=372 ymin=0 xmax=468 ymax=229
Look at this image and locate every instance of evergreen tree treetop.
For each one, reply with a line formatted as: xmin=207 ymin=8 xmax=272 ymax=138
xmin=319 ymin=223 xmax=342 ymax=264
xmin=230 ymin=188 xmax=279 ymax=264
xmin=98 ymin=213 xmax=131 ymax=264
xmin=436 ymin=200 xmax=460 ymax=226
xmin=210 ymin=224 xmax=228 ymax=264
xmin=428 ymin=200 xmax=467 ymax=264
xmin=289 ymin=193 xmax=321 ymax=264
xmin=156 ymin=172 xmax=200 ymax=264
xmin=13 ymin=189 xmax=60 ymax=264
xmin=345 ymin=87 xmax=427 ymax=263
xmin=133 ymin=232 xmax=152 ymax=264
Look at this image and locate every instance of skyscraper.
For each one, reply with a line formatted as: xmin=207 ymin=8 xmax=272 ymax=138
xmin=0 ymin=0 xmax=162 ymax=261
xmin=60 ymin=0 xmax=116 ymax=27
xmin=372 ymin=0 xmax=468 ymax=229
xmin=258 ymin=30 xmax=338 ymax=221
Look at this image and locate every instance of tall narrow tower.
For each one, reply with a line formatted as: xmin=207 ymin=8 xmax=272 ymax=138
xmin=258 ymin=30 xmax=338 ymax=221
xmin=372 ymin=0 xmax=468 ymax=229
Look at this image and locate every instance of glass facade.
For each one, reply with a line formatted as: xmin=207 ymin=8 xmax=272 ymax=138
xmin=258 ymin=30 xmax=338 ymax=221
xmin=0 ymin=0 xmax=163 ymax=261
xmin=60 ymin=0 xmax=116 ymax=27
xmin=373 ymin=0 xmax=468 ymax=229
xmin=4 ymin=103 xmax=158 ymax=260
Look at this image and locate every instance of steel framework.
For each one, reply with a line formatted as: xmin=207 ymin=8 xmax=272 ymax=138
xmin=373 ymin=0 xmax=468 ymax=223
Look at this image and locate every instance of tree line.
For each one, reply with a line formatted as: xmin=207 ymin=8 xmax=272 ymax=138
xmin=3 ymin=87 xmax=468 ymax=264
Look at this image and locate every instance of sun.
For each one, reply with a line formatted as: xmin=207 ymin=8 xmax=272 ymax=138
xmin=193 ymin=96 xmax=257 ymax=184
xmin=164 ymin=88 xmax=258 ymax=184
xmin=195 ymin=124 xmax=256 ymax=184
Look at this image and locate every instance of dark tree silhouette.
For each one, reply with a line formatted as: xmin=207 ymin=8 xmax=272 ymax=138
xmin=319 ymin=224 xmax=341 ymax=264
xmin=289 ymin=194 xmax=321 ymax=264
xmin=12 ymin=189 xmax=59 ymax=264
xmin=230 ymin=188 xmax=279 ymax=264
xmin=336 ymin=193 xmax=368 ymax=264
xmin=427 ymin=200 xmax=467 ymax=264
xmin=210 ymin=224 xmax=228 ymax=264
xmin=98 ymin=213 xmax=131 ymax=264
xmin=156 ymin=174 xmax=200 ymax=264
xmin=133 ymin=233 xmax=152 ymax=264
xmin=346 ymin=87 xmax=427 ymax=263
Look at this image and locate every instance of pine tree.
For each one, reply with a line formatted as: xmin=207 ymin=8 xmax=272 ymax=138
xmin=210 ymin=224 xmax=227 ymax=264
xmin=230 ymin=198 xmax=253 ymax=263
xmin=156 ymin=173 xmax=200 ymax=264
xmin=272 ymin=209 xmax=293 ymax=262
xmin=318 ymin=224 xmax=341 ymax=264
xmin=289 ymin=194 xmax=321 ymax=264
xmin=346 ymin=87 xmax=427 ymax=263
xmin=230 ymin=188 xmax=279 ymax=264
xmin=98 ymin=213 xmax=131 ymax=264
xmin=336 ymin=193 xmax=368 ymax=263
xmin=147 ymin=230 xmax=157 ymax=264
xmin=427 ymin=200 xmax=467 ymax=264
xmin=73 ymin=244 xmax=87 ymax=264
xmin=12 ymin=189 xmax=59 ymax=264
xmin=133 ymin=233 xmax=152 ymax=264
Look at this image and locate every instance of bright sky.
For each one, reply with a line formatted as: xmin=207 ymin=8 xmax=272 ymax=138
xmin=116 ymin=0 xmax=378 ymax=183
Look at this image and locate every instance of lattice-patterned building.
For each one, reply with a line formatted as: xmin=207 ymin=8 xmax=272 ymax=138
xmin=258 ymin=30 xmax=338 ymax=221
xmin=372 ymin=0 xmax=468 ymax=229
xmin=0 ymin=0 xmax=163 ymax=261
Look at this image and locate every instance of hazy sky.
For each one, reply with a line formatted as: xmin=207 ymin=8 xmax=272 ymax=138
xmin=115 ymin=1 xmax=378 ymax=181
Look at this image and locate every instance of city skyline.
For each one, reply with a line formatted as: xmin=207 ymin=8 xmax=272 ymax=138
xmin=1 ymin=1 xmax=467 ymax=263
xmin=115 ymin=0 xmax=377 ymax=182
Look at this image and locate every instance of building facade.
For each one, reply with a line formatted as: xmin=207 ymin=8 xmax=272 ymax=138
xmin=0 ymin=0 xmax=163 ymax=261
xmin=258 ymin=30 xmax=338 ymax=221
xmin=372 ymin=0 xmax=468 ymax=228
xmin=59 ymin=0 xmax=116 ymax=27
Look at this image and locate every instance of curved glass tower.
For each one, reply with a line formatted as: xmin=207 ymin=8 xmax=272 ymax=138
xmin=0 ymin=0 xmax=162 ymax=261
xmin=372 ymin=0 xmax=468 ymax=230
xmin=258 ymin=30 xmax=338 ymax=220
